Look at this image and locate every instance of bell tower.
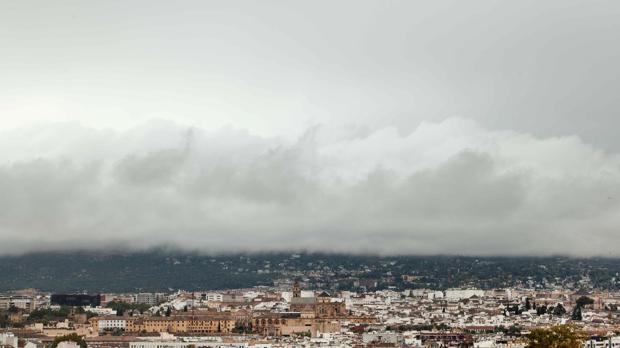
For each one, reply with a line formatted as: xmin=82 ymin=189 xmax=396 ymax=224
xmin=293 ymin=280 xmax=301 ymax=298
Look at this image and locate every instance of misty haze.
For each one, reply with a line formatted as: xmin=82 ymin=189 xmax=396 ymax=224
xmin=0 ymin=118 xmax=619 ymax=256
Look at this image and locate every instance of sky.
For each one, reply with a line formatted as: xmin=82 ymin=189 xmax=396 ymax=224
xmin=1 ymin=1 xmax=620 ymax=256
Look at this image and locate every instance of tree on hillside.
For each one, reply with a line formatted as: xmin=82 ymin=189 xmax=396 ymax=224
xmin=526 ymin=325 xmax=583 ymax=348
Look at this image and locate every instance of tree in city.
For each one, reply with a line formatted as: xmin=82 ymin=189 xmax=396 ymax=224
xmin=106 ymin=301 xmax=150 ymax=315
xmin=553 ymin=303 xmax=567 ymax=317
xmin=50 ymin=333 xmax=87 ymax=348
xmin=575 ymin=296 xmax=594 ymax=308
xmin=568 ymin=296 xmax=592 ymax=321
xmin=0 ymin=310 xmax=8 ymax=328
xmin=232 ymin=323 xmax=252 ymax=334
xmin=525 ymin=325 xmax=583 ymax=348
xmin=536 ymin=305 xmax=547 ymax=316
xmin=28 ymin=306 xmax=72 ymax=324
xmin=525 ymin=298 xmax=532 ymax=311
xmin=508 ymin=325 xmax=522 ymax=336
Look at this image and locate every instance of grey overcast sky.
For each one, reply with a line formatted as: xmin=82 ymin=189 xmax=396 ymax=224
xmin=1 ymin=1 xmax=620 ymax=255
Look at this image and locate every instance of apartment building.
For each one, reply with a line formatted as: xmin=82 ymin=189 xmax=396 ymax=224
xmin=124 ymin=315 xmax=235 ymax=334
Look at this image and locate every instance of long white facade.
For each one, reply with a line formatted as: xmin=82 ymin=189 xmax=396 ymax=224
xmin=98 ymin=319 xmax=127 ymax=331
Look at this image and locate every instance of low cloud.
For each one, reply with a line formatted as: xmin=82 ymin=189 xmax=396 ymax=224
xmin=1 ymin=118 xmax=619 ymax=256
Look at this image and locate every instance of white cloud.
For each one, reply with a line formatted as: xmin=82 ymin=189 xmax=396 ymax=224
xmin=0 ymin=117 xmax=619 ymax=256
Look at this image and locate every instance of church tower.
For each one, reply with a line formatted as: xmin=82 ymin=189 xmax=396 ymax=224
xmin=293 ymin=280 xmax=301 ymax=298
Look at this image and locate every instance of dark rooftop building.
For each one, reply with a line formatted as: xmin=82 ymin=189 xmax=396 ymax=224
xmin=50 ymin=294 xmax=101 ymax=307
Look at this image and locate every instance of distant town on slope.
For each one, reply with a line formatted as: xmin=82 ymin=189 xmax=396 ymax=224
xmin=0 ymin=251 xmax=618 ymax=293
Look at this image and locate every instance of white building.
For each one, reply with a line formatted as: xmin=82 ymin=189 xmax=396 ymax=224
xmin=57 ymin=342 xmax=80 ymax=348
xmin=0 ymin=296 xmax=34 ymax=311
xmin=0 ymin=333 xmax=18 ymax=348
xmin=24 ymin=341 xmax=43 ymax=348
xmin=193 ymin=292 xmax=224 ymax=302
xmin=129 ymin=334 xmax=235 ymax=348
xmin=584 ymin=337 xmax=620 ymax=348
xmin=97 ymin=318 xmax=127 ymax=332
xmin=445 ymin=289 xmax=485 ymax=300
xmin=427 ymin=291 xmax=444 ymax=300
xmin=84 ymin=307 xmax=117 ymax=316
xmin=362 ymin=333 xmax=404 ymax=345
xmin=205 ymin=293 xmax=223 ymax=302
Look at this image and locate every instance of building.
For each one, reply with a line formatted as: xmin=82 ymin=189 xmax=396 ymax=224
xmin=135 ymin=293 xmax=165 ymax=306
xmin=414 ymin=333 xmax=474 ymax=348
xmin=124 ymin=315 xmax=235 ymax=334
xmin=129 ymin=334 xmax=225 ymax=348
xmin=206 ymin=293 xmax=223 ymax=302
xmin=101 ymin=294 xmax=135 ymax=306
xmin=362 ymin=333 xmax=405 ymax=345
xmin=51 ymin=294 xmax=101 ymax=307
xmin=0 ymin=296 xmax=35 ymax=312
xmin=92 ymin=318 xmax=128 ymax=332
xmin=252 ymin=282 xmax=370 ymax=337
xmin=84 ymin=307 xmax=116 ymax=316
xmin=23 ymin=340 xmax=44 ymax=348
xmin=0 ymin=333 xmax=18 ymax=348
xmin=56 ymin=342 xmax=80 ymax=348
xmin=194 ymin=293 xmax=223 ymax=302
xmin=252 ymin=312 xmax=340 ymax=337
xmin=0 ymin=297 xmax=9 ymax=311
xmin=445 ymin=289 xmax=486 ymax=300
xmin=584 ymin=336 xmax=620 ymax=348
xmin=289 ymin=281 xmax=346 ymax=319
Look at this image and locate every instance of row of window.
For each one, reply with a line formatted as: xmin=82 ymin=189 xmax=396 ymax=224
xmin=254 ymin=319 xmax=288 ymax=325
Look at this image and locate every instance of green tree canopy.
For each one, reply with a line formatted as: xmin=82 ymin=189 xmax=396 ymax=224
xmin=553 ymin=303 xmax=567 ymax=316
xmin=571 ymin=306 xmax=583 ymax=321
xmin=526 ymin=325 xmax=583 ymax=348
xmin=28 ymin=306 xmax=73 ymax=324
xmin=50 ymin=333 xmax=87 ymax=348
xmin=106 ymin=301 xmax=151 ymax=314
xmin=525 ymin=298 xmax=532 ymax=311
xmin=575 ymin=296 xmax=594 ymax=307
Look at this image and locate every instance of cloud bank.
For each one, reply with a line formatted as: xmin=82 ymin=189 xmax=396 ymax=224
xmin=1 ymin=118 xmax=619 ymax=256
